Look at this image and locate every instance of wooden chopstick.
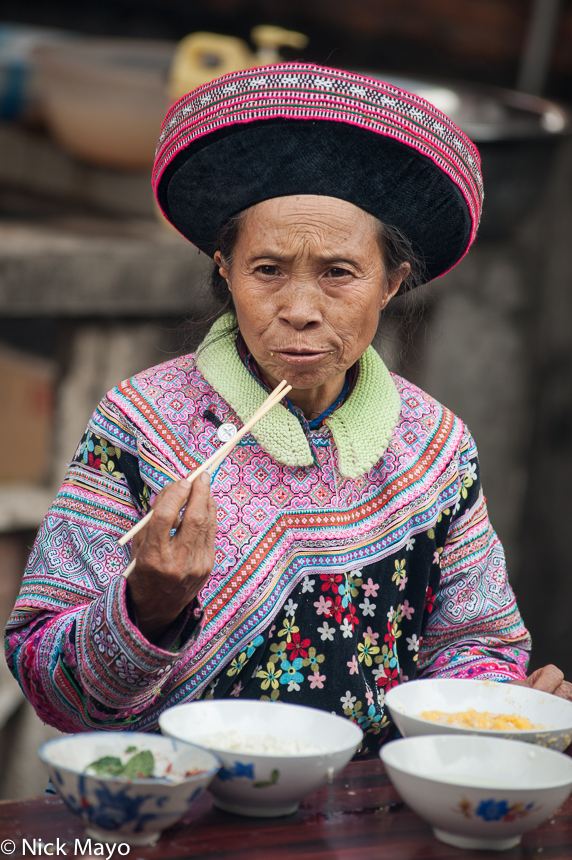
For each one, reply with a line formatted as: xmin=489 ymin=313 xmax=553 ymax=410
xmin=119 ymin=380 xmax=290 ymax=551
xmin=122 ymin=557 xmax=137 ymax=578
xmin=118 ymin=380 xmax=291 ymax=556
xmin=121 ymin=381 xmax=291 ymax=578
xmin=202 ymin=382 xmax=291 ymax=476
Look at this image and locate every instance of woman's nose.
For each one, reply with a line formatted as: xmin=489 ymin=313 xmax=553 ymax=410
xmin=277 ymin=281 xmax=323 ymax=330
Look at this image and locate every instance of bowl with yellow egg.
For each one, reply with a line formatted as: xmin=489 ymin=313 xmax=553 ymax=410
xmin=385 ymin=678 xmax=572 ymax=751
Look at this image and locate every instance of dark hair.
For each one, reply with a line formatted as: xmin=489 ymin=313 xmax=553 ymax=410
xmin=209 ymin=210 xmax=249 ymax=310
xmin=374 ymin=221 xmax=427 ymax=294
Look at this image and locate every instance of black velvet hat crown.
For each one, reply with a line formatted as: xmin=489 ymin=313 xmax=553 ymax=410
xmin=153 ymin=64 xmax=483 ymax=283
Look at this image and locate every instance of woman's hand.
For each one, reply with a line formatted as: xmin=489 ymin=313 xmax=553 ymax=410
xmin=510 ymin=664 xmax=572 ymax=701
xmin=126 ymin=473 xmax=217 ymax=642
xmin=511 ymin=665 xmax=572 ymax=757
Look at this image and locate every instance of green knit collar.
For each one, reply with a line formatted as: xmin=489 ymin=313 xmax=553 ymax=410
xmin=195 ymin=313 xmax=402 ymax=479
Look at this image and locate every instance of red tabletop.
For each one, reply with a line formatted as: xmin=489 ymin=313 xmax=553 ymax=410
xmin=1 ymin=759 xmax=571 ymax=859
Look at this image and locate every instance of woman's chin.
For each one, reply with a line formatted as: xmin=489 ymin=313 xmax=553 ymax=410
xmin=275 ymin=368 xmax=337 ymax=392
xmin=261 ymin=356 xmax=342 ymax=390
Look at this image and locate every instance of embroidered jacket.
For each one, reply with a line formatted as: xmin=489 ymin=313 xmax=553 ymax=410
xmin=5 ymin=317 xmax=531 ymax=752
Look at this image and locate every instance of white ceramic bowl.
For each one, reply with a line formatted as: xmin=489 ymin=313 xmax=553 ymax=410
xmin=159 ymin=700 xmax=363 ymax=817
xmin=39 ymin=732 xmax=220 ymax=846
xmin=385 ymin=678 xmax=572 ymax=750
xmin=34 ymin=39 xmax=174 ymax=169
xmin=381 ymin=734 xmax=572 ymax=851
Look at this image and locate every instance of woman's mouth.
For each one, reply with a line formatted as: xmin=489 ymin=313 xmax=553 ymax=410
xmin=272 ymin=349 xmax=329 ymax=365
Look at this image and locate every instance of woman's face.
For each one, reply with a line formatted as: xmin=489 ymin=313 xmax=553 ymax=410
xmin=215 ymin=195 xmax=404 ymax=392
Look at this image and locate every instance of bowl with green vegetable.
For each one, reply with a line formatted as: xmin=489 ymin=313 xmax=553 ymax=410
xmin=39 ymin=731 xmax=220 ymax=846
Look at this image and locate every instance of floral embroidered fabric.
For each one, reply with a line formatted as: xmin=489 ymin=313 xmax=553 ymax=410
xmin=5 ymin=345 xmax=530 ymax=752
xmin=192 ymin=462 xmax=528 ymax=756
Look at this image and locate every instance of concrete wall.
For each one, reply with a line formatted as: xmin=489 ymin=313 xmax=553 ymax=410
xmin=399 ymin=137 xmax=572 ymax=677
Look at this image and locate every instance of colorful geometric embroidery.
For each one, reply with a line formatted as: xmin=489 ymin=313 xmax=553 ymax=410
xmin=5 ymin=349 xmax=530 ymax=741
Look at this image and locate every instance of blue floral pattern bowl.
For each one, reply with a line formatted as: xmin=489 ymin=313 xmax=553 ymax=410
xmin=39 ymin=732 xmax=220 ymax=846
xmin=381 ymin=734 xmax=572 ymax=851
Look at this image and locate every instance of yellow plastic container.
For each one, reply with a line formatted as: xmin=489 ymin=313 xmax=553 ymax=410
xmin=168 ymin=26 xmax=308 ymax=103
xmin=158 ymin=26 xmax=308 ymax=231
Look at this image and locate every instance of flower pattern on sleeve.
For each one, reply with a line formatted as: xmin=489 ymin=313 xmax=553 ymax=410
xmin=77 ymin=431 xmax=123 ymax=479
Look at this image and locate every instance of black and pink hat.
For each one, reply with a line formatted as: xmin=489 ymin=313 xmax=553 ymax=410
xmin=153 ymin=63 xmax=483 ymax=283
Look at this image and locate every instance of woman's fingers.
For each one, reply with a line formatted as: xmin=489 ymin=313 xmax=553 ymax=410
xmin=133 ymin=474 xmax=216 ymax=574
xmin=131 ymin=479 xmax=190 ymax=556
xmin=527 ymin=664 xmax=565 ymax=693
xmin=127 ymin=475 xmax=217 ymax=641
xmin=514 ymin=670 xmax=572 ymax=755
xmin=553 ymin=680 xmax=572 ymax=701
xmin=149 ymin=478 xmax=194 ymax=534
xmin=178 ymin=472 xmax=217 ymax=561
xmin=512 ymin=664 xmax=566 ymax=694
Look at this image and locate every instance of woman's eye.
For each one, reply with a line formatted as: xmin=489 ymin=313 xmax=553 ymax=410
xmin=256 ymin=265 xmax=279 ymax=276
xmin=327 ymin=267 xmax=352 ymax=278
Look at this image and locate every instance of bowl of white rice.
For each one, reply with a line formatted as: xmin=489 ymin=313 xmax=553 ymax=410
xmin=159 ymin=700 xmax=363 ymax=817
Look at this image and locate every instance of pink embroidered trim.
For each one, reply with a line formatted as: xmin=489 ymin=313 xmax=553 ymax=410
xmin=152 ymin=63 xmax=483 ymax=265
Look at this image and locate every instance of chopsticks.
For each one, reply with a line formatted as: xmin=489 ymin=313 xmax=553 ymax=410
xmin=118 ymin=379 xmax=292 ymax=576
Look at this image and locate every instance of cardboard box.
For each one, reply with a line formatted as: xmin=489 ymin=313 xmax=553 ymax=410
xmin=0 ymin=344 xmax=55 ymax=482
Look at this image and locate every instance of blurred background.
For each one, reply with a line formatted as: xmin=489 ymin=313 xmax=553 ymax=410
xmin=0 ymin=0 xmax=571 ymax=797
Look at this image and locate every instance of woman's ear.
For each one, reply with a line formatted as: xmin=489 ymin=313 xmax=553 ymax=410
xmin=214 ymin=251 xmax=231 ymax=289
xmin=382 ymin=262 xmax=410 ymax=308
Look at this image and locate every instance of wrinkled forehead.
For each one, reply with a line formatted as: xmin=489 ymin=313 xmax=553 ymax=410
xmin=234 ymin=196 xmax=382 ymax=249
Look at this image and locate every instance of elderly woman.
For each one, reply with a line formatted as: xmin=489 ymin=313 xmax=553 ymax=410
xmin=6 ymin=63 xmax=570 ymax=754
